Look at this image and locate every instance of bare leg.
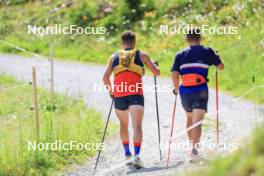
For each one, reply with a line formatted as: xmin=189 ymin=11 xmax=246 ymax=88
xmin=186 ymin=111 xmax=193 ymax=144
xmin=129 ymin=105 xmax=144 ymax=168
xmin=191 ymin=109 xmax=205 ymax=151
xmin=129 ymin=105 xmax=144 ymax=144
xmin=115 ymin=109 xmax=129 ymax=142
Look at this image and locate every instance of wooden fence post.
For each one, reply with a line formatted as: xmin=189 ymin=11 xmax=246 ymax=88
xmin=253 ymin=76 xmax=258 ymax=128
xmin=32 ymin=66 xmax=40 ymax=140
xmin=50 ymin=42 xmax=54 ymax=103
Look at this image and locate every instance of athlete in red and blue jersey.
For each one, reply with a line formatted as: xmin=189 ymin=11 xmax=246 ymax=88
xmin=103 ymin=31 xmax=160 ymax=168
xmin=171 ymin=28 xmax=224 ymax=162
xmin=112 ymin=49 xmax=144 ymax=98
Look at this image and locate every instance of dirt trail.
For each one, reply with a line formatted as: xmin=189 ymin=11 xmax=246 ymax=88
xmin=0 ymin=54 xmax=263 ymax=176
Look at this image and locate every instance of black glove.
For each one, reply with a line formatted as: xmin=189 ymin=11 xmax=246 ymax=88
xmin=153 ymin=60 xmax=159 ymax=66
xmin=173 ymin=89 xmax=178 ymax=95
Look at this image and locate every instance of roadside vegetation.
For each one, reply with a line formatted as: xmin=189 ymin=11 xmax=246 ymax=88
xmin=0 ymin=75 xmax=107 ymax=176
xmin=186 ymin=125 xmax=264 ymax=176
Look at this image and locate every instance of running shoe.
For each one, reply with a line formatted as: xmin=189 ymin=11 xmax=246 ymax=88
xmin=126 ymin=155 xmax=133 ymax=166
xmin=132 ymin=155 xmax=144 ymax=169
xmin=189 ymin=151 xmax=203 ymax=163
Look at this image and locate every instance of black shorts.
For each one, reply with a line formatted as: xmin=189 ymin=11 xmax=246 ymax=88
xmin=180 ymin=91 xmax=208 ymax=112
xmin=114 ymin=95 xmax=144 ymax=110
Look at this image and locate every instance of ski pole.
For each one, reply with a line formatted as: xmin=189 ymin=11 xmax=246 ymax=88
xmin=216 ymin=68 xmax=219 ymax=144
xmin=154 ymin=74 xmax=162 ymax=161
xmin=94 ymin=98 xmax=114 ymax=174
xmin=166 ymin=94 xmax=177 ymax=167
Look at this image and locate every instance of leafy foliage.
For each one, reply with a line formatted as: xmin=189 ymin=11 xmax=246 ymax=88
xmin=0 ymin=0 xmax=263 ymax=104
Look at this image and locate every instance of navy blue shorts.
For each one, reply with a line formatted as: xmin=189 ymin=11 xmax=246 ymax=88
xmin=180 ymin=91 xmax=208 ymax=112
xmin=114 ymin=95 xmax=144 ymax=110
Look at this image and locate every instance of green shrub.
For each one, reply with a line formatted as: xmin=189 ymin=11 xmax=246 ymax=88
xmin=68 ymin=4 xmax=95 ymax=27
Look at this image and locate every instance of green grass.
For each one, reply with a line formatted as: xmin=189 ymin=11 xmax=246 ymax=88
xmin=0 ymin=2 xmax=263 ymax=175
xmin=0 ymin=75 xmax=110 ymax=176
xmin=185 ymin=125 xmax=264 ymax=176
xmin=0 ymin=0 xmax=263 ymax=103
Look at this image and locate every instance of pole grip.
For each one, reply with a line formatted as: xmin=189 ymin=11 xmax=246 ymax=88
xmin=153 ymin=60 xmax=159 ymax=66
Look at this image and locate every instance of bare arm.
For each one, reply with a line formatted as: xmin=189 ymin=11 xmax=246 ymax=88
xmin=102 ymin=55 xmax=114 ymax=96
xmin=172 ymin=71 xmax=180 ymax=93
xmin=140 ymin=51 xmax=160 ymax=76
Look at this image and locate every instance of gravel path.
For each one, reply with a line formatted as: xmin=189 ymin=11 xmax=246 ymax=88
xmin=0 ymin=54 xmax=263 ymax=176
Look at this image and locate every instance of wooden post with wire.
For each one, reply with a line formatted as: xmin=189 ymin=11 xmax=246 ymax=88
xmin=50 ymin=41 xmax=54 ymax=103
xmin=32 ymin=67 xmax=40 ymax=140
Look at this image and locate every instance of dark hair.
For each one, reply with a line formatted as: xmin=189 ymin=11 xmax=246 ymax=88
xmin=186 ymin=28 xmax=201 ymax=41
xmin=121 ymin=31 xmax=136 ymax=44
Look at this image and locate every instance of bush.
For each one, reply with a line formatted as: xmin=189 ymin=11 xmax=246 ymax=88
xmin=100 ymin=0 xmax=155 ymax=31
xmin=68 ymin=3 xmax=97 ymax=27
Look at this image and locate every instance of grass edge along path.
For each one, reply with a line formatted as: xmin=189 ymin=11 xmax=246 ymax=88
xmin=0 ymin=74 xmax=115 ymax=176
xmin=185 ymin=124 xmax=264 ymax=176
